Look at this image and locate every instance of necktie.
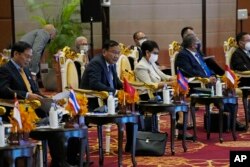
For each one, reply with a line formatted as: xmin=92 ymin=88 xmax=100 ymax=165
xmin=195 ymin=53 xmax=211 ymax=77
xmin=20 ymin=68 xmax=32 ymax=93
xmin=108 ymin=65 xmax=114 ymax=89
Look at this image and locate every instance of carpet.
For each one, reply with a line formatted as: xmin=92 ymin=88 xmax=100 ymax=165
xmin=86 ymin=100 xmax=250 ymax=167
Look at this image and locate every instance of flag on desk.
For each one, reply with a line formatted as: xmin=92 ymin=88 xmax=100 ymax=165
xmin=123 ymin=78 xmax=136 ymax=97
xmin=13 ymin=94 xmax=22 ymax=129
xmin=69 ymin=89 xmax=80 ymax=114
xmin=225 ymin=65 xmax=236 ymax=84
xmin=177 ymin=69 xmax=189 ymax=91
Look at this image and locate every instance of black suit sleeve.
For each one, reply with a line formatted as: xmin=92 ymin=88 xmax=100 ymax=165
xmin=88 ymin=61 xmax=116 ymax=93
xmin=175 ymin=52 xmax=206 ymax=77
xmin=0 ymin=66 xmax=27 ymax=99
xmin=231 ymin=49 xmax=250 ymax=71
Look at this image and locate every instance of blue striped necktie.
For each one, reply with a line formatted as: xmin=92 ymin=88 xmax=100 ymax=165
xmin=108 ymin=65 xmax=114 ymax=88
xmin=195 ymin=53 xmax=211 ymax=77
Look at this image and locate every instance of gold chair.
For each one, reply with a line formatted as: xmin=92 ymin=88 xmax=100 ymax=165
xmin=59 ymin=47 xmax=87 ymax=91
xmin=224 ymin=37 xmax=250 ymax=129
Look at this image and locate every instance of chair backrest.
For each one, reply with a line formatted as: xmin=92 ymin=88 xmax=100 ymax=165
xmin=116 ymin=54 xmax=135 ymax=81
xmin=0 ymin=49 xmax=11 ymax=66
xmin=223 ymin=37 xmax=237 ymax=66
xmin=59 ymin=48 xmax=87 ymax=91
xmin=168 ymin=41 xmax=181 ymax=76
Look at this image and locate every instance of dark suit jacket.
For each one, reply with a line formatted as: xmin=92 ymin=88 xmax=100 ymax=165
xmin=175 ymin=48 xmax=215 ymax=78
xmin=80 ymin=54 xmax=123 ymax=92
xmin=0 ymin=60 xmax=41 ymax=99
xmin=80 ymin=54 xmax=123 ymax=111
xmin=230 ymin=47 xmax=250 ymax=86
xmin=0 ymin=60 xmax=47 ymax=121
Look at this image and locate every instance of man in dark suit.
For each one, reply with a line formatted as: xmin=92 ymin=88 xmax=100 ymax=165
xmin=181 ymin=26 xmax=224 ymax=76
xmin=66 ymin=40 xmax=123 ymax=165
xmin=0 ymin=41 xmax=47 ymax=121
xmin=176 ymin=33 xmax=217 ymax=81
xmin=175 ymin=33 xmax=246 ymax=131
xmin=230 ymin=32 xmax=250 ymax=87
xmin=80 ymin=40 xmax=123 ymax=111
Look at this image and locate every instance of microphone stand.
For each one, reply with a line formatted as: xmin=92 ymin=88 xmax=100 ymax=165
xmin=90 ymin=17 xmax=94 ymax=60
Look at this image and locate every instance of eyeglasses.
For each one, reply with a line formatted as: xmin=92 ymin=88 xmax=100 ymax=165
xmin=151 ymin=51 xmax=159 ymax=55
xmin=137 ymin=36 xmax=147 ymax=41
xmin=108 ymin=50 xmax=120 ymax=55
xmin=19 ymin=52 xmax=32 ymax=59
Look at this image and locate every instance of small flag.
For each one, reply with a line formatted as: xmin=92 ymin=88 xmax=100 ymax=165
xmin=225 ymin=65 xmax=236 ymax=84
xmin=177 ymin=69 xmax=189 ymax=91
xmin=13 ymin=94 xmax=22 ymax=129
xmin=68 ymin=89 xmax=80 ymax=114
xmin=123 ymin=78 xmax=135 ymax=97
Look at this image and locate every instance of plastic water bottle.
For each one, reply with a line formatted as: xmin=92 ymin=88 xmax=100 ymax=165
xmin=211 ymin=85 xmax=215 ymax=97
xmin=0 ymin=117 xmax=5 ymax=146
xmin=49 ymin=103 xmax=58 ymax=129
xmin=163 ymin=84 xmax=170 ymax=104
xmin=107 ymin=92 xmax=115 ymax=115
xmin=216 ymin=78 xmax=222 ymax=96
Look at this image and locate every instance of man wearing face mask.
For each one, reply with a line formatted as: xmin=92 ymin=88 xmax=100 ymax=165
xmin=75 ymin=36 xmax=90 ymax=64
xmin=132 ymin=31 xmax=147 ymax=63
xmin=231 ymin=32 xmax=250 ymax=87
xmin=181 ymin=26 xmax=224 ymax=76
xmin=176 ymin=34 xmax=246 ymax=131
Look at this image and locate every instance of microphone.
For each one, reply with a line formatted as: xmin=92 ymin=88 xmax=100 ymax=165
xmin=243 ymin=64 xmax=249 ymax=70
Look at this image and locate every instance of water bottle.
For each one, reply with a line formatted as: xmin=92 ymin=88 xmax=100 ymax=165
xmin=0 ymin=117 xmax=5 ymax=146
xmin=107 ymin=92 xmax=115 ymax=115
xmin=163 ymin=84 xmax=170 ymax=104
xmin=216 ymin=78 xmax=222 ymax=96
xmin=49 ymin=103 xmax=58 ymax=129
xmin=211 ymin=85 xmax=215 ymax=97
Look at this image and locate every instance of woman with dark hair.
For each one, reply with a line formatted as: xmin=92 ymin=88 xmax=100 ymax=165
xmin=134 ymin=40 xmax=175 ymax=92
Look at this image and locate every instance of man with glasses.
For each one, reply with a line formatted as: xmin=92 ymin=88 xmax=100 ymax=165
xmin=80 ymin=39 xmax=123 ymax=111
xmin=176 ymin=34 xmax=246 ymax=131
xmin=231 ymin=32 xmax=250 ymax=87
xmin=0 ymin=41 xmax=47 ymax=121
xmin=74 ymin=36 xmax=90 ymax=63
xmin=131 ymin=31 xmax=147 ymax=64
xmin=181 ymin=26 xmax=224 ymax=76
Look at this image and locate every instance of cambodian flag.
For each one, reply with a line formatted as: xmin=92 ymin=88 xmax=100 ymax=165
xmin=68 ymin=89 xmax=80 ymax=114
xmin=177 ymin=69 xmax=189 ymax=91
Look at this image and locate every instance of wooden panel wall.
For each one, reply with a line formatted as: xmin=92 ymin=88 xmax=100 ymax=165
xmin=237 ymin=0 xmax=250 ymax=34
xmin=0 ymin=0 xmax=15 ymax=51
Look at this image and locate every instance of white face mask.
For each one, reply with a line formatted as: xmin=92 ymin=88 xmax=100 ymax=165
xmin=138 ymin=38 xmax=147 ymax=46
xmin=149 ymin=53 xmax=158 ymax=63
xmin=245 ymin=42 xmax=250 ymax=51
xmin=79 ymin=45 xmax=89 ymax=53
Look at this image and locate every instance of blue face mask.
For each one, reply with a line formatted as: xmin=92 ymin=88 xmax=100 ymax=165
xmin=196 ymin=40 xmax=202 ymax=51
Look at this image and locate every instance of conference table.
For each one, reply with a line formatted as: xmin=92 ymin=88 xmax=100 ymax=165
xmin=30 ymin=126 xmax=89 ymax=167
xmin=85 ymin=113 xmax=138 ymax=167
xmin=138 ymin=101 xmax=189 ymax=155
xmin=0 ymin=143 xmax=36 ymax=167
xmin=190 ymin=95 xmax=238 ymax=143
